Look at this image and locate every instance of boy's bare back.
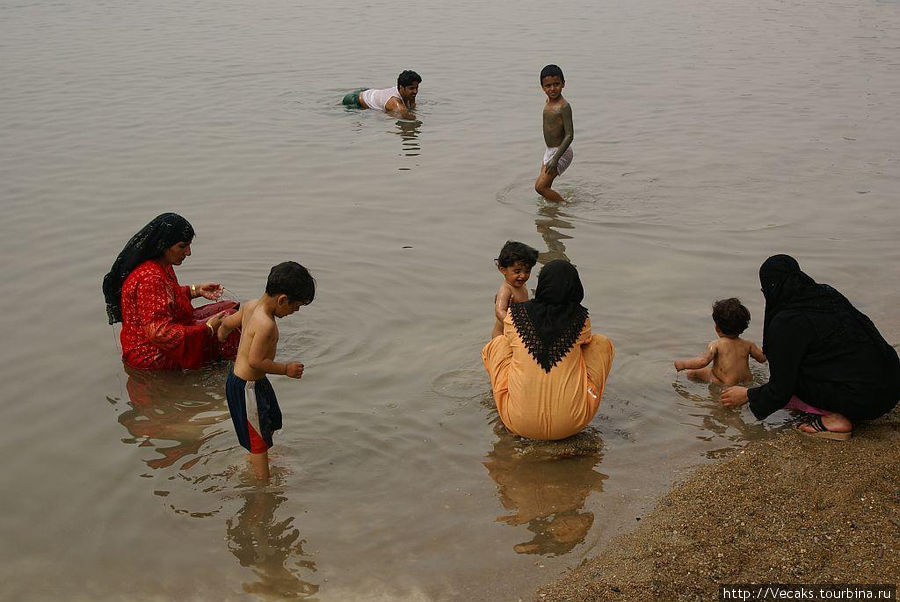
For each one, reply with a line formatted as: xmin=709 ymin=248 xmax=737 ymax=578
xmin=709 ymin=337 xmax=765 ymax=385
xmin=677 ymin=336 xmax=766 ymax=386
xmin=232 ymin=298 xmax=278 ymax=382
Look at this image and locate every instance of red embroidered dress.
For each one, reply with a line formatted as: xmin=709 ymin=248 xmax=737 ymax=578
xmin=120 ymin=260 xmax=234 ymax=370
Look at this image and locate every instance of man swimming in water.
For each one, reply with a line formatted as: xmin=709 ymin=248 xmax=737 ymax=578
xmin=342 ymin=70 xmax=421 ymax=120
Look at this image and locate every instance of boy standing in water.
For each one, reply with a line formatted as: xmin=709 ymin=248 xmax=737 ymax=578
xmin=492 ymin=241 xmax=540 ymax=338
xmin=535 ymin=64 xmax=574 ymax=203
xmin=218 ymin=262 xmax=316 ymax=480
xmin=674 ymin=298 xmax=767 ymax=386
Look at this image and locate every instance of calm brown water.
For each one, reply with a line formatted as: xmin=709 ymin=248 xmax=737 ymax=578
xmin=2 ymin=0 xmax=898 ymax=599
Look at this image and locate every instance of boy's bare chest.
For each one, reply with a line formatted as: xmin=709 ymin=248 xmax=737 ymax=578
xmin=542 ymin=106 xmax=564 ymax=127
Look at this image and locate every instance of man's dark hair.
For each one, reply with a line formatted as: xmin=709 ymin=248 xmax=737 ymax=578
xmin=266 ymin=261 xmax=316 ymax=305
xmin=397 ymin=70 xmax=422 ymax=88
xmin=496 ymin=241 xmax=539 ymax=268
xmin=712 ymin=298 xmax=750 ymax=336
xmin=540 ymin=64 xmax=565 ymax=84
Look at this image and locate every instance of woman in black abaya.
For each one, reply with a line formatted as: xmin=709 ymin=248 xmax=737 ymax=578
xmin=721 ymin=255 xmax=899 ymax=439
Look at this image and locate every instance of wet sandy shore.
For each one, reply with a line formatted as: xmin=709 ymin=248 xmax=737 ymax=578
xmin=537 ymin=409 xmax=900 ymax=601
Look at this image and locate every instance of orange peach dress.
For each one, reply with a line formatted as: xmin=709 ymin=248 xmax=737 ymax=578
xmin=482 ymin=313 xmax=615 ymax=440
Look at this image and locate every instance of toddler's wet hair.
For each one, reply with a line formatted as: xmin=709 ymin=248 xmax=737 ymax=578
xmin=267 ymin=261 xmax=316 ymax=305
xmin=712 ymin=298 xmax=750 ymax=336
xmin=496 ymin=241 xmax=539 ymax=268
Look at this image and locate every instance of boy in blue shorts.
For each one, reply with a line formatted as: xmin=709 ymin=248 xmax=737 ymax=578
xmin=218 ymin=261 xmax=316 ymax=480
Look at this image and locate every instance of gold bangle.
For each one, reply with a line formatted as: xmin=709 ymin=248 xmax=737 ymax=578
xmin=207 ymin=322 xmax=215 ymax=335
xmin=190 ymin=284 xmax=197 ymax=297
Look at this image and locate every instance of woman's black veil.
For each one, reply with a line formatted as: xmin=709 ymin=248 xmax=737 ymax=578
xmin=102 ymin=213 xmax=194 ymax=324
xmin=510 ymin=260 xmax=589 ymax=373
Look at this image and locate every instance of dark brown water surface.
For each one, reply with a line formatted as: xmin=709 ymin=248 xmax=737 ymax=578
xmin=1 ymin=0 xmax=898 ymax=599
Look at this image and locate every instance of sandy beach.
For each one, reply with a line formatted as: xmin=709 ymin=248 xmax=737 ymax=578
xmin=537 ymin=408 xmax=899 ymax=601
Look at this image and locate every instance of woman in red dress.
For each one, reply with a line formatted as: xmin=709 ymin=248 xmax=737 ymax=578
xmin=103 ymin=213 xmax=239 ymax=370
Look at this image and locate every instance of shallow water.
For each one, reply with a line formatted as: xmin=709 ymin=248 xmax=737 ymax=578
xmin=1 ymin=0 xmax=898 ymax=599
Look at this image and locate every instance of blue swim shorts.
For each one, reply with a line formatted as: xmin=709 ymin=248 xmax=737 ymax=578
xmin=226 ymin=370 xmax=283 ymax=454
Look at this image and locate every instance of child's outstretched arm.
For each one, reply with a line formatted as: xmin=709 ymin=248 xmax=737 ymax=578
xmin=217 ymin=305 xmax=243 ymax=342
xmin=749 ymin=342 xmax=767 ymax=364
xmin=674 ymin=342 xmax=715 ymax=371
xmin=495 ymin=286 xmax=514 ymax=323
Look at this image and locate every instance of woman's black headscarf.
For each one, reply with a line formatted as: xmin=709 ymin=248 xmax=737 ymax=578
xmin=102 ymin=213 xmax=194 ymax=324
xmin=759 ymin=254 xmax=894 ymax=360
xmin=510 ymin=259 xmax=589 ymax=373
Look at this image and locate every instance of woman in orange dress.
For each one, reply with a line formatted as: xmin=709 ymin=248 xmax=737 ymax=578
xmin=482 ymin=260 xmax=615 ymax=440
xmin=102 ymin=213 xmax=239 ymax=370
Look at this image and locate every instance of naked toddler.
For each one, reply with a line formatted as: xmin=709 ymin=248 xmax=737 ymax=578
xmin=492 ymin=241 xmax=539 ymax=338
xmin=675 ymin=298 xmax=766 ymax=386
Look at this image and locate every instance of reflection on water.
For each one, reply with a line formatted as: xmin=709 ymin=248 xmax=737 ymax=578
xmin=117 ymin=367 xmax=232 ymax=473
xmin=483 ymin=428 xmax=607 ymax=556
xmin=226 ymin=484 xmax=319 ymax=598
xmin=395 ymin=119 xmax=422 ymax=157
xmin=534 ymin=202 xmax=574 ymax=265
xmin=395 ymin=118 xmax=422 ymax=172
xmin=671 ymin=367 xmax=775 ymax=457
xmin=117 ymin=367 xmax=319 ymax=595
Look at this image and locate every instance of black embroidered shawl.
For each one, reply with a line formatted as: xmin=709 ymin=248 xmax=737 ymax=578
xmin=510 ymin=260 xmax=589 ymax=373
